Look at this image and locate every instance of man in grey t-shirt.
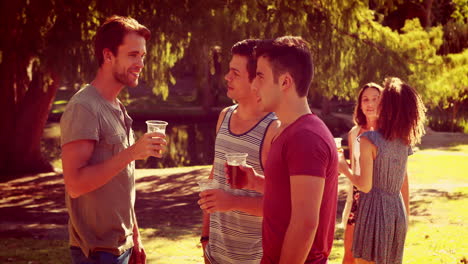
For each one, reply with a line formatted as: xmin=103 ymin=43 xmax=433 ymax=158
xmin=60 ymin=16 xmax=166 ymax=264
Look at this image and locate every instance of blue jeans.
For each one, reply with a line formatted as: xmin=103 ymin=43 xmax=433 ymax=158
xmin=70 ymin=246 xmax=132 ymax=264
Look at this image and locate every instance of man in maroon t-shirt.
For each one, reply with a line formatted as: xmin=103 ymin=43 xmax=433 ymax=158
xmin=240 ymin=36 xmax=338 ymax=264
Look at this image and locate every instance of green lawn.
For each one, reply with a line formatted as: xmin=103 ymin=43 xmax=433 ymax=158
xmin=404 ymin=187 xmax=468 ymax=264
xmin=408 ymin=145 xmax=468 ymax=185
xmin=143 ymin=232 xmax=202 ymax=264
xmin=1 ymin=145 xmax=467 ymax=264
xmin=0 ymin=238 xmax=69 ymax=264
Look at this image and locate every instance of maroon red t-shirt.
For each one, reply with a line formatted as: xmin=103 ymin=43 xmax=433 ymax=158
xmin=261 ymin=114 xmax=338 ymax=264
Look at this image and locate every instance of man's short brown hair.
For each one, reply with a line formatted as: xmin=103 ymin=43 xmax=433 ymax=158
xmin=94 ymin=15 xmax=151 ymax=66
xmin=231 ymin=39 xmax=261 ymax=82
xmin=254 ymin=36 xmax=314 ymax=97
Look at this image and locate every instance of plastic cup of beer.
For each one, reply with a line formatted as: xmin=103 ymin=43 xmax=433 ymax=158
xmin=146 ymin=120 xmax=168 ymax=155
xmin=225 ymin=153 xmax=248 ymax=189
xmin=198 ymin=179 xmax=217 ymax=192
xmin=334 ymin=138 xmax=343 ymax=152
xmin=146 ymin=120 xmax=168 ymax=135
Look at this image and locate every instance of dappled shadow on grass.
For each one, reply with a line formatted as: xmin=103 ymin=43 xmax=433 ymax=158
xmin=333 ymin=226 xmax=345 ymax=240
xmin=336 ymin=175 xmax=349 ymax=224
xmin=135 ymin=171 xmax=350 ymax=241
xmin=411 ymin=188 xmax=468 ymax=201
xmin=5 ymin=168 xmax=463 ymax=244
xmin=136 ymin=171 xmax=351 ymax=241
xmin=0 ymin=238 xmax=70 ymax=264
xmin=0 ymin=172 xmax=68 ymax=240
xmin=0 ymin=168 xmax=214 ymax=241
xmin=134 ymin=168 xmax=210 ymax=240
xmin=408 ymin=188 xmax=468 ymax=226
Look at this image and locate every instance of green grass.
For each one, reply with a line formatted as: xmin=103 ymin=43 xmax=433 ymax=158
xmin=0 ymin=238 xmax=69 ymax=264
xmin=404 ymin=187 xmax=468 ymax=264
xmin=139 ymin=229 xmax=201 ymax=264
xmin=325 ymin=146 xmax=468 ymax=264
xmin=408 ymin=145 xmax=468 ymax=185
xmin=329 ymin=190 xmax=468 ymax=264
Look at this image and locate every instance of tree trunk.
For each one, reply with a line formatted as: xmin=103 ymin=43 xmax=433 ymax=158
xmin=0 ymin=53 xmax=17 ymax=179
xmin=450 ymin=102 xmax=459 ymax=132
xmin=202 ymin=45 xmax=215 ymax=113
xmin=423 ymin=0 xmax=434 ymax=28
xmin=0 ymin=65 xmax=57 ymax=179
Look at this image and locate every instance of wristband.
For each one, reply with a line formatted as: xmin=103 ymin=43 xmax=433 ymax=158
xmin=200 ymin=236 xmax=209 ymax=243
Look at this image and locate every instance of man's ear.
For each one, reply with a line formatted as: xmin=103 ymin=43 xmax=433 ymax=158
xmin=103 ymin=48 xmax=113 ymax=63
xmin=279 ymin=73 xmax=293 ymax=91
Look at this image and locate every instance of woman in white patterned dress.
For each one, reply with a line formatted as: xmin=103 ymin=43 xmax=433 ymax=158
xmin=342 ymin=83 xmax=383 ymax=264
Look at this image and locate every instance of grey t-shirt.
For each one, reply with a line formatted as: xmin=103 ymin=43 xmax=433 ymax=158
xmin=60 ymin=84 xmax=136 ymax=257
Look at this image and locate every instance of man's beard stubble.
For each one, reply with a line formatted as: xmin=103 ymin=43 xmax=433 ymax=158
xmin=113 ymin=67 xmax=138 ymax=88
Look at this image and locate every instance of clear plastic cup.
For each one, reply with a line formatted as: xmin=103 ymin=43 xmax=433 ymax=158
xmin=146 ymin=120 xmax=168 ymax=134
xmin=225 ymin=153 xmax=248 ymax=189
xmin=334 ymin=138 xmax=343 ymax=152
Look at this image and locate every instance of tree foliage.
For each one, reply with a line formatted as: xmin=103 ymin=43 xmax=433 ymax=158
xmin=1 ymin=0 xmax=466 ymax=176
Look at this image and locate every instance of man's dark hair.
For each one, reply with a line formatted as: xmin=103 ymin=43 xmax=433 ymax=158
xmin=231 ymin=39 xmax=261 ymax=82
xmin=254 ymin=36 xmax=314 ymax=97
xmin=94 ymin=15 xmax=151 ymax=67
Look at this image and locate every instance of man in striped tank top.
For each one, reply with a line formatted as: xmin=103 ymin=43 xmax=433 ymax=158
xmin=198 ymin=39 xmax=280 ymax=264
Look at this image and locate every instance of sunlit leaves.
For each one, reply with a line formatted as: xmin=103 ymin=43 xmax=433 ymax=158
xmin=451 ymin=0 xmax=468 ymax=22
xmin=3 ymin=0 xmax=465 ymax=107
xmin=425 ymin=49 xmax=468 ymax=108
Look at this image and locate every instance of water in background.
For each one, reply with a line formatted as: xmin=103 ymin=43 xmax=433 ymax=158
xmin=42 ymin=118 xmax=217 ymax=169
xmin=133 ymin=119 xmax=216 ymax=168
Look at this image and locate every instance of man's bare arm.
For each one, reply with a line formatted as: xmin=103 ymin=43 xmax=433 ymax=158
xmin=279 ymin=175 xmax=325 ymax=264
xmin=62 ymin=132 xmax=166 ymax=198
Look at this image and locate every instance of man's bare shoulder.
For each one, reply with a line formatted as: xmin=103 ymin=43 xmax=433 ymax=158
xmin=219 ymin=106 xmax=231 ymax=117
xmin=269 ymin=119 xmax=281 ymax=131
xmin=264 ymin=118 xmax=281 ymax=145
xmin=215 ymin=106 xmax=233 ymax=133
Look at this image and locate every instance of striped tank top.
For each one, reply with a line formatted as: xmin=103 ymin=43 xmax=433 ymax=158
xmin=206 ymin=105 xmax=277 ymax=264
